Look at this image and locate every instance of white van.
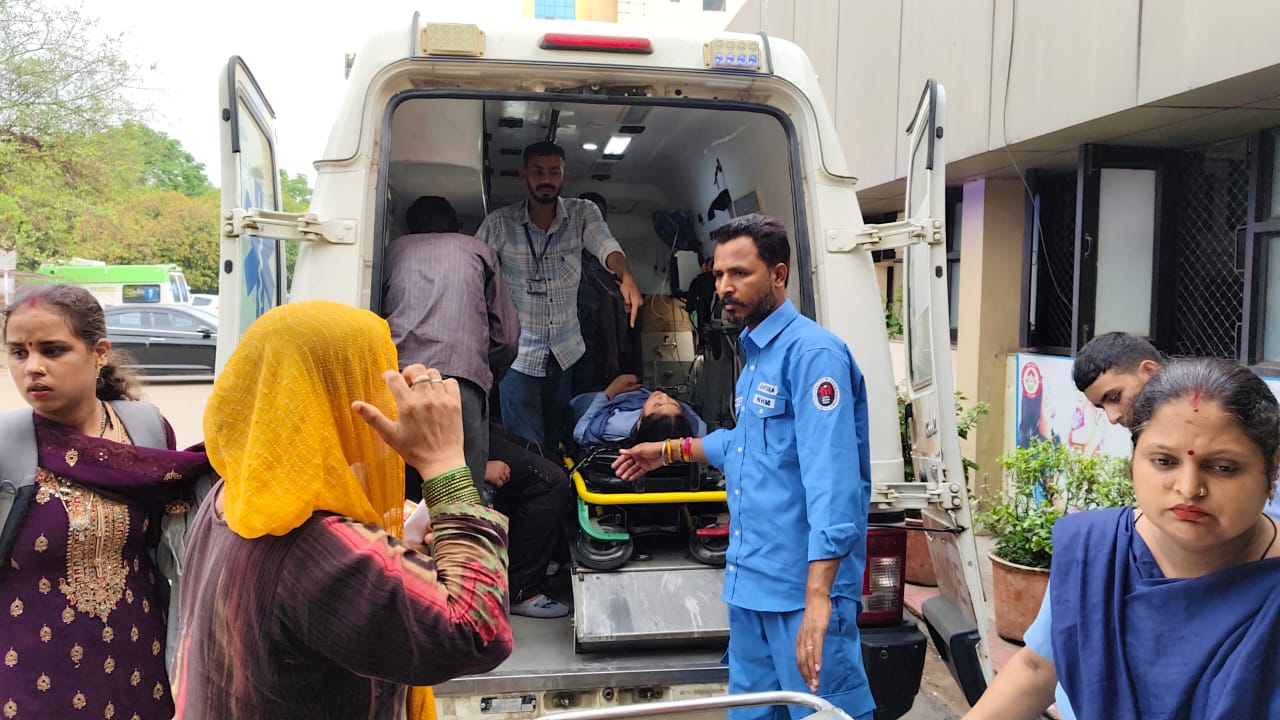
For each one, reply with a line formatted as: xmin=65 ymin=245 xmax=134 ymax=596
xmin=215 ymin=17 xmax=991 ymax=718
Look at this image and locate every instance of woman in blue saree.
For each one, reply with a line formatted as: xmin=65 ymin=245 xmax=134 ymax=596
xmin=967 ymin=358 xmax=1280 ymax=720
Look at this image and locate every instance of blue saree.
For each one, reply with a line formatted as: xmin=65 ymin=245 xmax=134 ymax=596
xmin=1050 ymin=507 xmax=1280 ymax=719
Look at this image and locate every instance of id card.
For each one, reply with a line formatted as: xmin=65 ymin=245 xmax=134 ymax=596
xmin=526 ymin=278 xmax=548 ymax=296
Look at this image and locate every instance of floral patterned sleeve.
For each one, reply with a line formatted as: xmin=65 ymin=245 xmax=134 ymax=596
xmin=277 ymin=504 xmax=512 ymax=686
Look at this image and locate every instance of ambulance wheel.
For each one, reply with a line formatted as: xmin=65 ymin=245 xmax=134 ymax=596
xmin=574 ymin=528 xmax=634 ymax=571
xmin=688 ymin=533 xmax=728 ymax=567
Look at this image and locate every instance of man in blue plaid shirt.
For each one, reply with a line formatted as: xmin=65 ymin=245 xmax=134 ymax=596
xmin=477 ymin=141 xmax=643 ymax=450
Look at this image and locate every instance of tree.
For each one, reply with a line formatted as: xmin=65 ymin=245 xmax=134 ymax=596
xmin=112 ymin=122 xmax=212 ymax=197
xmin=279 ymin=170 xmax=312 ymax=212
xmin=0 ymin=0 xmax=140 ymax=140
xmin=278 ymin=170 xmax=312 ymax=289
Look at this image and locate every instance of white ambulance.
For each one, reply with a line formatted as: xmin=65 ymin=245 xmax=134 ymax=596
xmin=215 ymin=16 xmax=992 ymax=718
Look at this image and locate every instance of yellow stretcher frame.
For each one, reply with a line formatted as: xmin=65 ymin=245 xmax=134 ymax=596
xmin=565 ymin=457 xmax=727 ymax=506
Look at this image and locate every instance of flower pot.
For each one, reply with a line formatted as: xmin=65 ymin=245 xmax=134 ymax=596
xmin=905 ymin=517 xmax=937 ymax=586
xmin=989 ymin=553 xmax=1050 ymax=644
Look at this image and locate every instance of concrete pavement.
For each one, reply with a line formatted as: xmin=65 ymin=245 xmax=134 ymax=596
xmin=903 ymin=534 xmax=1061 ymax=720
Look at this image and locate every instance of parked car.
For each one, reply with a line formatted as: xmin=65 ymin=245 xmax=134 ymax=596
xmin=104 ymin=304 xmax=218 ymax=376
xmin=191 ymin=293 xmax=220 ymax=312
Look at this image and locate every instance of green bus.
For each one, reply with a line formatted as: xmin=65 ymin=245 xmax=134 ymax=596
xmin=35 ymin=263 xmax=192 ymax=306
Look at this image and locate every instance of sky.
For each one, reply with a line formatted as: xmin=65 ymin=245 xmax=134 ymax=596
xmin=92 ymin=0 xmax=526 ymax=185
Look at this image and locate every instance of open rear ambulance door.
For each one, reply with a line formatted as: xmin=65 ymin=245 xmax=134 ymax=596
xmin=899 ymin=80 xmax=993 ymax=704
xmin=215 ymin=57 xmax=284 ymax=373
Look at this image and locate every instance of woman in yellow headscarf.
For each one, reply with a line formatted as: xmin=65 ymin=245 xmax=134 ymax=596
xmin=172 ymin=302 xmax=512 ymax=719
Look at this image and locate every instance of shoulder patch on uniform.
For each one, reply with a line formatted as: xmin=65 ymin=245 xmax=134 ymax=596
xmin=812 ymin=377 xmax=840 ymax=411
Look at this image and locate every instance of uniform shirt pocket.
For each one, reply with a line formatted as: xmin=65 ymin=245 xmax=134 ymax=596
xmin=749 ymin=393 xmax=793 ymax=455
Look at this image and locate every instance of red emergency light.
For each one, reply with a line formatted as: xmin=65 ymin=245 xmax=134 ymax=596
xmin=539 ymin=33 xmax=653 ymax=55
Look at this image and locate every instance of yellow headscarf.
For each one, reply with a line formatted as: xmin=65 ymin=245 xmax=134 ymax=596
xmin=205 ymin=301 xmax=405 ymax=539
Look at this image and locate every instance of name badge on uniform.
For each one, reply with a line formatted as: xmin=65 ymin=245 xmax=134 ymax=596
xmin=526 ymin=278 xmax=548 ymax=296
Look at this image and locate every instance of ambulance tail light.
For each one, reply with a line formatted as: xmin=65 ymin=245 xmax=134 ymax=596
xmin=539 ymin=33 xmax=653 ymax=55
xmin=860 ymin=528 xmax=907 ymax=628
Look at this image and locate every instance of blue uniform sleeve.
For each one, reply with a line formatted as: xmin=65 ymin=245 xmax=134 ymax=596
xmin=573 ymin=392 xmax=611 ymax=444
xmin=701 ymin=428 xmax=730 ymax=470
xmin=791 ymin=348 xmax=868 ymax=562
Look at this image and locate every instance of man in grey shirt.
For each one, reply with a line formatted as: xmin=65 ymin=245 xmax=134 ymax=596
xmin=384 ymin=195 xmax=520 ymax=497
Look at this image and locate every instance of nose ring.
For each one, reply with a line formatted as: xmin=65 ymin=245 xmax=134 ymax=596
xmin=35 ymin=366 xmax=47 ymax=375
xmin=1198 ymin=487 xmax=1207 ymax=498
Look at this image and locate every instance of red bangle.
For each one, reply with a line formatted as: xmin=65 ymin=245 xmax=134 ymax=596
xmin=681 ymin=437 xmax=693 ymax=463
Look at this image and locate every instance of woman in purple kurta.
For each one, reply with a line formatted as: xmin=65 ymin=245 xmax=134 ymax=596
xmin=1 ymin=284 xmax=209 ymax=719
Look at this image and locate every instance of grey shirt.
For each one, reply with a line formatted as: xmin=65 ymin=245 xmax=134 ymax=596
xmin=383 ymin=232 xmax=519 ymax=392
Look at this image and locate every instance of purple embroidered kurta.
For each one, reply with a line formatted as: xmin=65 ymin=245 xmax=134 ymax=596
xmin=2 ymin=470 xmax=171 ymax=719
xmin=0 ymin=413 xmax=210 ymax=720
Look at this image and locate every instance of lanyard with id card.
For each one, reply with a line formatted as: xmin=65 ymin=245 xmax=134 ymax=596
xmin=523 ymin=225 xmax=553 ymax=296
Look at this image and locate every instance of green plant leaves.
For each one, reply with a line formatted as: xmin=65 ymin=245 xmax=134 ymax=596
xmin=978 ymin=438 xmax=1134 ymax=569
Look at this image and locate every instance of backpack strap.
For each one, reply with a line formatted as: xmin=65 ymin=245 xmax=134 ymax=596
xmin=111 ymin=400 xmax=169 ymax=450
xmin=0 ymin=409 xmax=39 ymax=569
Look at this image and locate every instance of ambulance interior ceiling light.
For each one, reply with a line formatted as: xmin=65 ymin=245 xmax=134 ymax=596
xmin=602 ymin=136 xmax=632 ymax=157
xmin=582 ymin=142 xmax=600 ymax=151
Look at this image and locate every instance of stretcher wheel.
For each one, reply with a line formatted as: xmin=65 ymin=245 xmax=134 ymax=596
xmin=688 ymin=532 xmax=728 ymax=567
xmin=573 ymin=527 xmax=634 ymax=571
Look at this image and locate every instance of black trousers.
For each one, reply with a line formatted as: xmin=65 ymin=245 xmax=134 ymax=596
xmin=488 ymin=424 xmax=571 ymax=603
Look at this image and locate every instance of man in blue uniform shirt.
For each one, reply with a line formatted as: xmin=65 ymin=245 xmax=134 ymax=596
xmin=613 ymin=214 xmax=874 ymax=720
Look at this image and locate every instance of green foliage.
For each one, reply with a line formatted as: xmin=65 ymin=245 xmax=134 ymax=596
xmin=279 ymin=170 xmax=312 ymax=211
xmin=112 ymin=123 xmax=212 ymax=197
xmin=884 ymin=292 xmax=903 ymax=338
xmin=278 ymin=170 xmax=313 ymax=290
xmin=978 ymin=439 xmax=1134 ymax=569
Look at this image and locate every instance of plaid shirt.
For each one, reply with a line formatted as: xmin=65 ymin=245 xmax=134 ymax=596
xmin=477 ymin=197 xmax=624 ymax=377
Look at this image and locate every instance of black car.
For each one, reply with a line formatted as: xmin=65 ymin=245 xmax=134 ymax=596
xmin=104 ymin=304 xmax=218 ymax=376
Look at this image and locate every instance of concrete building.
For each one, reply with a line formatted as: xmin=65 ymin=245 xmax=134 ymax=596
xmin=727 ymin=0 xmax=1280 ymax=495
xmin=524 ymin=0 xmax=737 ymax=27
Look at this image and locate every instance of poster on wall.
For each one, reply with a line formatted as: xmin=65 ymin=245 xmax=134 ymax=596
xmin=1014 ymin=353 xmax=1133 ymax=457
xmin=1014 ymin=353 xmax=1280 ymax=459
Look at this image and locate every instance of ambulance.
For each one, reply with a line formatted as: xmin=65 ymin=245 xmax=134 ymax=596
xmin=214 ymin=15 xmax=992 ymax=718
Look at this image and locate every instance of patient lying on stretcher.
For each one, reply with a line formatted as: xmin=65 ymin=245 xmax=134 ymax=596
xmin=571 ymin=373 xmax=707 ymax=445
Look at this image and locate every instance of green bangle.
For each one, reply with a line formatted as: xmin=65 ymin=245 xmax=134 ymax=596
xmin=421 ymin=466 xmax=479 ymax=507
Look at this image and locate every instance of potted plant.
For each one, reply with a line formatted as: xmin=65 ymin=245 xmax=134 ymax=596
xmin=979 ymin=439 xmax=1132 ymax=642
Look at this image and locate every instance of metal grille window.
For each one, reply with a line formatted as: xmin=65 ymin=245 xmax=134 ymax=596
xmin=1169 ymin=140 xmax=1249 ymax=359
xmin=1023 ymin=171 xmax=1077 ymax=351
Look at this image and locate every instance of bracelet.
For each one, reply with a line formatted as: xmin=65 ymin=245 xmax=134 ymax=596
xmin=681 ymin=437 xmax=693 ymax=463
xmin=663 ymin=439 xmax=672 ymax=466
xmin=422 ymin=466 xmax=477 ymax=507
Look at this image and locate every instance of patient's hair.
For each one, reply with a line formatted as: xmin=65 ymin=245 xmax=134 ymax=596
xmin=630 ymin=411 xmax=695 ymax=446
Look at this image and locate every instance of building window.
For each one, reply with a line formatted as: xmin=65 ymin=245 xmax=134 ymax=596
xmin=1246 ymin=130 xmax=1280 ymax=369
xmin=534 ymin=0 xmax=576 ymax=20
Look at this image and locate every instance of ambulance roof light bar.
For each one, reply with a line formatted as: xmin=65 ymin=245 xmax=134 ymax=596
xmin=420 ymin=23 xmax=485 ymax=57
xmin=705 ymin=37 xmax=763 ymax=71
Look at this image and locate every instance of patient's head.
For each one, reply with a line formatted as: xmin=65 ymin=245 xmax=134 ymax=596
xmin=631 ymin=391 xmax=694 ymax=444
